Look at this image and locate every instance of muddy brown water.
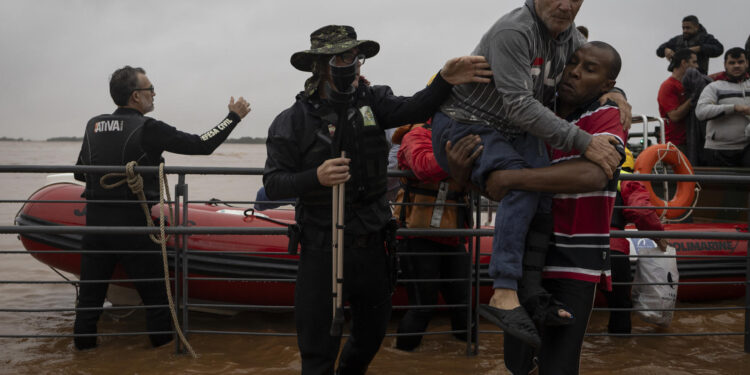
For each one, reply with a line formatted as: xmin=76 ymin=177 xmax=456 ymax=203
xmin=0 ymin=141 xmax=748 ymax=374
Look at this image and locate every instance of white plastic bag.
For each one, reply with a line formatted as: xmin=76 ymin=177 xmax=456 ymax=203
xmin=632 ymin=242 xmax=679 ymax=327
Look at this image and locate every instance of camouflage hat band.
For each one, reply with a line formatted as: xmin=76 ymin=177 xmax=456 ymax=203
xmin=291 ymin=25 xmax=380 ymax=72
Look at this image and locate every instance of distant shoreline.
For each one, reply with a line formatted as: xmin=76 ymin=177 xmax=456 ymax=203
xmin=0 ymin=136 xmax=266 ymax=144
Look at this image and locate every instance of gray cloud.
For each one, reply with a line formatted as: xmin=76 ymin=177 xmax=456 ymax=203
xmin=0 ymin=0 xmax=748 ymax=140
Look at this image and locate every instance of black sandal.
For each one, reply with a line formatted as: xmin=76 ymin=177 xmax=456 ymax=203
xmin=478 ymin=304 xmax=541 ymax=347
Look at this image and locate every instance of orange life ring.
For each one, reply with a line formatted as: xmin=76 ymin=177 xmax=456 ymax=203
xmin=633 ymin=144 xmax=696 ymax=219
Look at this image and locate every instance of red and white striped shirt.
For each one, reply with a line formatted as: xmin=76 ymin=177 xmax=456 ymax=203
xmin=543 ymin=101 xmax=625 ymax=290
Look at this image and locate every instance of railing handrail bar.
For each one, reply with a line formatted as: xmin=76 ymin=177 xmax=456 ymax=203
xmin=5 ymin=226 xmax=749 ymax=240
xmin=3 ymin=165 xmax=750 ymax=184
xmin=2 ymin=163 xmax=750 ymax=355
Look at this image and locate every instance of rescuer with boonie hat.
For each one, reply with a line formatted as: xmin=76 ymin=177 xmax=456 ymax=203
xmin=264 ymin=24 xmax=492 ymax=374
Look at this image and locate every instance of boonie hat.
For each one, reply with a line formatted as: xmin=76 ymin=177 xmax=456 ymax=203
xmin=291 ymin=25 xmax=380 ymax=72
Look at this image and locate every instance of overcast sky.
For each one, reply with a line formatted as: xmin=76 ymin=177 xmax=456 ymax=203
xmin=0 ymin=0 xmax=748 ymax=140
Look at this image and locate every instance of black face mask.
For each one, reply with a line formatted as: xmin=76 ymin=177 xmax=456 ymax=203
xmin=329 ymin=56 xmax=358 ymax=95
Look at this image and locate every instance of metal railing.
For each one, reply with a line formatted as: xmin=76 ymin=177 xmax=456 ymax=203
xmin=0 ymin=165 xmax=748 ymax=357
xmin=630 ymin=114 xmax=665 ymax=150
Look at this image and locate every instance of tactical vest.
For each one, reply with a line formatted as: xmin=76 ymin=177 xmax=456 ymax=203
xmin=393 ymin=178 xmax=467 ymax=230
xmin=299 ymin=90 xmax=389 ymax=207
xmin=82 ymin=113 xmax=160 ymax=201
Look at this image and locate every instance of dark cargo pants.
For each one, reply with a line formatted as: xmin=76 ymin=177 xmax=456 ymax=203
xmin=73 ymin=204 xmax=172 ymax=349
xmin=295 ymin=228 xmax=392 ymax=375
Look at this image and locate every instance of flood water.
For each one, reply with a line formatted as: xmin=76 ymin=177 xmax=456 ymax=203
xmin=1 ymin=141 xmax=748 ymax=374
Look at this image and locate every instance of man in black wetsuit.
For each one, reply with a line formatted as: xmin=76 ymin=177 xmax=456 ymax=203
xmin=263 ymin=25 xmax=491 ymax=374
xmin=73 ymin=65 xmax=250 ymax=350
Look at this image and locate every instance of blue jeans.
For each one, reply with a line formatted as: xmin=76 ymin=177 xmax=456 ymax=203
xmin=432 ymin=111 xmax=550 ymax=290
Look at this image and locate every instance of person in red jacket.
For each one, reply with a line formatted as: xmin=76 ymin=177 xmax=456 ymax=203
xmin=391 ymin=120 xmax=476 ymax=351
xmin=605 ymin=148 xmax=668 ymax=334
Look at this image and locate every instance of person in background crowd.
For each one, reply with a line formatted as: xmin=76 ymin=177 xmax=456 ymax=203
xmin=696 ymin=47 xmax=750 ymax=167
xmin=709 ymin=46 xmax=749 ymax=82
xmin=385 ymin=127 xmax=402 ymax=202
xmin=681 ymin=66 xmax=712 ymax=165
xmin=391 ymin=119 xmax=474 ymax=351
xmin=656 ymin=15 xmax=723 ymax=75
xmin=658 ymin=48 xmax=698 ymax=154
xmin=604 ymin=148 xmax=667 ymax=334
xmin=254 ymin=186 xmax=295 ymax=211
xmin=576 ymin=25 xmax=588 ymax=41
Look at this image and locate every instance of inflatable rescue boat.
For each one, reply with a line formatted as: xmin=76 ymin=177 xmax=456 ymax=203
xmin=15 ymin=181 xmax=747 ymax=306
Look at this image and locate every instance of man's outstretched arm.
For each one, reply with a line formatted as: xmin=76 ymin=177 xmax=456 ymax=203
xmin=483 ymin=158 xmax=608 ymax=201
xmin=445 ymin=134 xmax=608 ymax=202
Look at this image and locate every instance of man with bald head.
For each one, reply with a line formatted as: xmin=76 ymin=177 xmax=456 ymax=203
xmin=431 ymin=0 xmax=629 ymax=347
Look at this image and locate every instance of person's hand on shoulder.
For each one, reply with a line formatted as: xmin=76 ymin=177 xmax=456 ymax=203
xmin=600 ymin=91 xmax=632 ymax=133
xmin=228 ymin=96 xmax=251 ymax=119
xmin=440 ymin=56 xmax=492 ymax=85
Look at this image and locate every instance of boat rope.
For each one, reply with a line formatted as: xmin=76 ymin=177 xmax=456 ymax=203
xmin=49 ymin=264 xmax=139 ymax=320
xmin=99 ymin=162 xmax=172 ymax=244
xmin=208 ymin=197 xmax=236 ymax=207
xmin=47 ymin=265 xmax=79 ymax=301
xmin=243 ymin=208 xmax=293 ymax=227
xmin=100 ymin=161 xmax=197 ymax=358
xmin=654 ymin=145 xmax=671 ymax=221
xmin=653 ymin=143 xmax=701 ymax=223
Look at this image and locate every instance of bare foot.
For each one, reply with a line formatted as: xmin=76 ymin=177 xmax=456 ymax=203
xmin=489 ymin=288 xmax=520 ymax=310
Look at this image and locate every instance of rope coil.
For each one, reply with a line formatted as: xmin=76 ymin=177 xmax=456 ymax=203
xmin=100 ymin=161 xmax=196 ymax=358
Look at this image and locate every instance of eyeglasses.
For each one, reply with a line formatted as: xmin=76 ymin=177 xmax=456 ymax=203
xmin=132 ymin=85 xmax=154 ymax=94
xmin=338 ymin=52 xmax=365 ymax=66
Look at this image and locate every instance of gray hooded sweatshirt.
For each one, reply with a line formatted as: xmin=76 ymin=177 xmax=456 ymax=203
xmin=441 ymin=0 xmax=591 ymax=153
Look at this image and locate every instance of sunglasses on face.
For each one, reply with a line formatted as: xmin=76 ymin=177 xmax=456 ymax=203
xmin=132 ymin=85 xmax=154 ymax=94
xmin=338 ymin=52 xmax=365 ymax=65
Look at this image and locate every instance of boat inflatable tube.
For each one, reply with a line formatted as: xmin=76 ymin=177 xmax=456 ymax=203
xmin=15 ymin=182 xmax=747 ymax=304
xmin=634 ymin=143 xmax=696 ymax=219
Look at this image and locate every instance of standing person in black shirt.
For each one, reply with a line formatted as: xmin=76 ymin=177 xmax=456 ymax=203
xmin=656 ymin=15 xmax=724 ymax=75
xmin=73 ymin=65 xmax=250 ymax=350
xmin=263 ymin=25 xmax=491 ymax=375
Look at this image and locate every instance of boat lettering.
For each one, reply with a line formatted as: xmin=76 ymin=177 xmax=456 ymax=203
xmin=672 ymin=240 xmax=738 ymax=252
